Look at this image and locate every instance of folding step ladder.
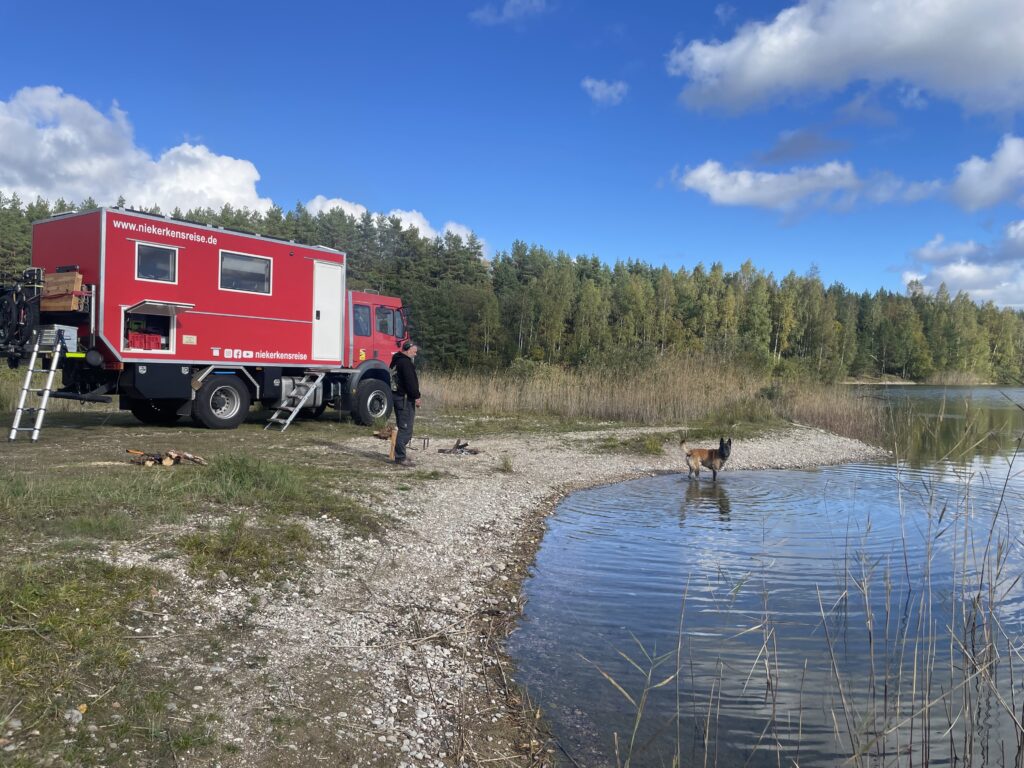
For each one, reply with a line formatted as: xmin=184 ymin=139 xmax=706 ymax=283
xmin=264 ymin=372 xmax=326 ymax=432
xmin=8 ymin=330 xmax=66 ymax=442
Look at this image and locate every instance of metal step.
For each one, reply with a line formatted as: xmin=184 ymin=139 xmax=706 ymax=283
xmin=264 ymin=372 xmax=325 ymax=433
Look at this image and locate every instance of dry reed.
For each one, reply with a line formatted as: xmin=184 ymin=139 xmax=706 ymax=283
xmin=425 ymin=354 xmax=885 ymax=443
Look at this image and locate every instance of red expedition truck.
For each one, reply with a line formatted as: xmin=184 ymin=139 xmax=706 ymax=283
xmin=0 ymin=208 xmax=409 ymax=430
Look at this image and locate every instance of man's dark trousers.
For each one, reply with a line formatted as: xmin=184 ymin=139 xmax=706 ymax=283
xmin=394 ymin=395 xmax=415 ymax=461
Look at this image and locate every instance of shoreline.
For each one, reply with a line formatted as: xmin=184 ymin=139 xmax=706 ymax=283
xmin=195 ymin=425 xmax=887 ymax=765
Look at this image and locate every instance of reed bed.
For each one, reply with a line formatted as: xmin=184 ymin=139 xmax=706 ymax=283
xmin=0 ymin=352 xmax=884 ymax=442
xmin=926 ymin=369 xmax=994 ymax=386
xmin=426 ymin=354 xmax=885 ymax=443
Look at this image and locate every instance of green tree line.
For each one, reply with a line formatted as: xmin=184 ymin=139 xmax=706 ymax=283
xmin=2 ymin=191 xmax=1022 ymax=382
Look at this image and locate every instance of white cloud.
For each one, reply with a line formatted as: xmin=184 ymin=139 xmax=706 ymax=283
xmin=1006 ymin=219 xmax=1024 ymax=245
xmin=470 ymin=0 xmax=547 ymax=25
xmin=387 ymin=208 xmax=439 ymax=239
xmin=580 ymin=77 xmax=628 ymax=106
xmin=306 ymin=194 xmax=368 ymax=218
xmin=714 ymin=4 xmax=736 ymax=24
xmin=899 ymin=85 xmax=927 ymax=110
xmin=666 ymin=0 xmax=1024 ymax=112
xmin=676 ymin=155 xmax=941 ymax=211
xmin=382 ymin=209 xmax=486 ymax=253
xmin=307 ymin=200 xmax=483 ymax=250
xmin=676 ymin=160 xmax=859 ymax=211
xmin=901 ymin=270 xmax=927 ymax=285
xmin=912 ymin=234 xmax=982 ymax=262
xmin=443 ymin=221 xmax=487 ymax=249
xmin=905 ymin=223 xmax=1024 ymax=307
xmin=0 ymin=86 xmax=483 ymax=252
xmin=951 ymin=134 xmax=1024 ymax=211
xmin=920 ymin=259 xmax=1021 ymax=302
xmin=865 ymin=173 xmax=942 ymax=204
xmin=0 ymin=85 xmax=272 ymax=212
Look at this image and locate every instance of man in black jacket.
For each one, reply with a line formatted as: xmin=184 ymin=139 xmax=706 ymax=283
xmin=390 ymin=340 xmax=421 ymax=466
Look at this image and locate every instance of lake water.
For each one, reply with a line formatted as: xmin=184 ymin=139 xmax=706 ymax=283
xmin=508 ymin=386 xmax=1024 ymax=767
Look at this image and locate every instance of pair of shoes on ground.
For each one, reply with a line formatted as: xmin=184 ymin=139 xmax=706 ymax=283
xmin=393 ymin=457 xmax=415 ymax=467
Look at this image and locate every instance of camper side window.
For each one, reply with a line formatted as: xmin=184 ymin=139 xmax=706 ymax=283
xmin=353 ymin=305 xmax=371 ymax=337
xmin=137 ymin=243 xmax=177 ymax=283
xmin=220 ymin=251 xmax=271 ymax=294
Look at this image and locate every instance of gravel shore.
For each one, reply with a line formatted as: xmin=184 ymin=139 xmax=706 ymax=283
xmin=93 ymin=426 xmax=886 ymax=766
xmin=176 ymin=425 xmax=882 ymax=766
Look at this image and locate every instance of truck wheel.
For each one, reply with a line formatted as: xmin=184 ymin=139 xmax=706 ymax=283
xmin=194 ymin=376 xmax=251 ymax=429
xmin=353 ymin=380 xmax=392 ymax=426
xmin=127 ymin=398 xmax=183 ymax=425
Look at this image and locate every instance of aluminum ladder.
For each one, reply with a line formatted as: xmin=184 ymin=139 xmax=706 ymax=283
xmin=264 ymin=372 xmax=325 ymax=432
xmin=8 ymin=330 xmax=65 ymax=442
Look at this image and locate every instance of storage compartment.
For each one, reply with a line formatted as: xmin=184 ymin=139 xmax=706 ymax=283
xmin=40 ymin=271 xmax=84 ymax=311
xmin=38 ymin=324 xmax=79 ymax=353
xmin=124 ymin=312 xmax=171 ymax=352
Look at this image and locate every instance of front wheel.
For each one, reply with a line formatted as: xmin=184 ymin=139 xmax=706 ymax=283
xmin=352 ymin=380 xmax=392 ymax=426
xmin=194 ymin=376 xmax=251 ymax=429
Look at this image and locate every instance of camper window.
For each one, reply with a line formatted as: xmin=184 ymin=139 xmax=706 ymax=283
xmin=220 ymin=251 xmax=272 ymax=294
xmin=136 ymin=243 xmax=177 ymax=283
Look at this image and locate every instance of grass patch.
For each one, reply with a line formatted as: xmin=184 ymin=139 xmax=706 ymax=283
xmin=315 ymin=495 xmax=390 ymax=535
xmin=0 ymin=455 xmax=389 ymax=540
xmin=0 ymin=468 xmax=189 ymax=539
xmin=178 ymin=513 xmax=319 ymax=582
xmin=496 ymin=454 xmax=515 ymax=473
xmin=0 ymin=558 xmax=217 ymax=765
xmin=407 ymin=469 xmax=448 ymax=481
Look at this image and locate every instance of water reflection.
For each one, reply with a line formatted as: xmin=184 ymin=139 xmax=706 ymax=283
xmin=681 ymin=477 xmax=731 ymax=521
xmin=510 ymin=387 xmax=1024 ymax=767
xmin=877 ymin=385 xmax=1024 ymax=465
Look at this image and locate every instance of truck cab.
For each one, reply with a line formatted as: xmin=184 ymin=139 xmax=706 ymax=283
xmin=348 ymin=290 xmax=409 ymax=366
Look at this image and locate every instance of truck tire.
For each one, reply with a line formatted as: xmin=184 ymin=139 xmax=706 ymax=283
xmin=127 ymin=398 xmax=183 ymax=425
xmin=194 ymin=376 xmax=251 ymax=430
xmin=353 ymin=380 xmax=392 ymax=426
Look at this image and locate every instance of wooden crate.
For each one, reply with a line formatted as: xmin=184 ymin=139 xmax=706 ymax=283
xmin=41 ymin=272 xmax=84 ymax=312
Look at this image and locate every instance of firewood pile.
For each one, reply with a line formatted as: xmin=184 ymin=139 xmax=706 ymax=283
xmin=127 ymin=449 xmax=208 ymax=467
xmin=437 ymin=439 xmax=482 ymax=455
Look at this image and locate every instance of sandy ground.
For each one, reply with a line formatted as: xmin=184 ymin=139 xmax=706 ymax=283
xmin=100 ymin=425 xmax=887 ymax=767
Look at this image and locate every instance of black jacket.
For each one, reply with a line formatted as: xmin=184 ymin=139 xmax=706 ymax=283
xmin=390 ymin=352 xmax=420 ymax=401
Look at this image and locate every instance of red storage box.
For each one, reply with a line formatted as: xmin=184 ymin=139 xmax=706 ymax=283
xmin=128 ymin=332 xmax=162 ymax=350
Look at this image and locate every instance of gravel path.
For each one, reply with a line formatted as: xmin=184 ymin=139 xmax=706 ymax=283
xmin=132 ymin=426 xmax=888 ymax=766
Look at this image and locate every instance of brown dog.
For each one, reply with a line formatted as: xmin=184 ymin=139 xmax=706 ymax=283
xmin=682 ymin=436 xmax=732 ymax=481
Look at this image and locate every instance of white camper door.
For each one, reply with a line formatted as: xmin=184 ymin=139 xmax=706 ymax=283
xmin=312 ymin=261 xmax=344 ymax=362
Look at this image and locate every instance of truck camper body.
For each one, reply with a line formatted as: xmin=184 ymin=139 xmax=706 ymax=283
xmin=1 ymin=208 xmax=410 ymax=432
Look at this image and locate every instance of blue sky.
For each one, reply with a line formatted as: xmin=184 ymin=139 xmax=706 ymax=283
xmin=2 ymin=0 xmax=1023 ymax=305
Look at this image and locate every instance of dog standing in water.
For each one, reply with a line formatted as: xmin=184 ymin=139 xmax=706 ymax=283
xmin=682 ymin=436 xmax=732 ymax=481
